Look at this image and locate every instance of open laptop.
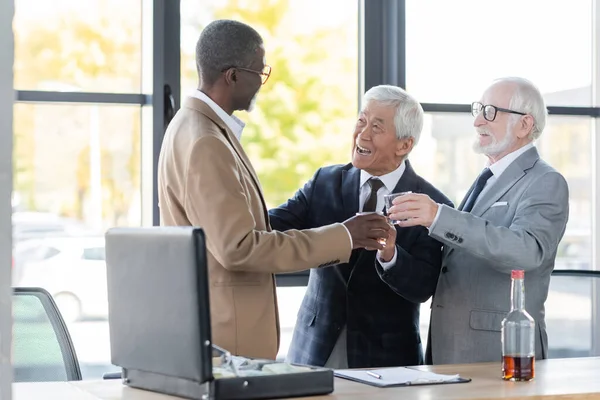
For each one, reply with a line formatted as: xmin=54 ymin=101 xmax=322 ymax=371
xmin=105 ymin=226 xmax=333 ymax=400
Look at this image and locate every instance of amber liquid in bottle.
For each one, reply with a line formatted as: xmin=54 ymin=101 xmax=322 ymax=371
xmin=502 ymin=355 xmax=535 ymax=381
xmin=501 ymin=270 xmax=535 ymax=381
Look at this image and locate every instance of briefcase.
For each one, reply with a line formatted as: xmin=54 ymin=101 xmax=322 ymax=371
xmin=122 ymin=356 xmax=334 ymax=400
xmin=105 ymin=226 xmax=334 ymax=400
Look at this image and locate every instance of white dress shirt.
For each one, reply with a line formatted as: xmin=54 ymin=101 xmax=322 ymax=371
xmin=429 ymin=142 xmax=535 ymax=230
xmin=190 ymin=90 xmax=245 ymax=140
xmin=358 ymin=162 xmax=406 ymax=270
xmin=324 ymin=161 xmax=406 ymax=369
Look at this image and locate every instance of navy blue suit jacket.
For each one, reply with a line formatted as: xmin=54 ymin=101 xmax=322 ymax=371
xmin=269 ymin=161 xmax=453 ymax=368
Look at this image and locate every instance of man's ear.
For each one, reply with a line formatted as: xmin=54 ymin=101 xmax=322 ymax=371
xmin=223 ymin=68 xmax=236 ymax=85
xmin=395 ymin=137 xmax=415 ymax=157
xmin=517 ymin=115 xmax=535 ymax=139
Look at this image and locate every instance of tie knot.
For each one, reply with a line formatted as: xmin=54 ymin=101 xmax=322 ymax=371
xmin=478 ymin=168 xmax=493 ymax=184
xmin=368 ymin=178 xmax=385 ymax=192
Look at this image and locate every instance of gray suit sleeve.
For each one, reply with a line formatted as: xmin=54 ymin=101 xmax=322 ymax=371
xmin=429 ymin=171 xmax=569 ymax=273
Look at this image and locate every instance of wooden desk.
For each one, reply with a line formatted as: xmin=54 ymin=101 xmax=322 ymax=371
xmin=12 ymin=357 xmax=600 ymax=399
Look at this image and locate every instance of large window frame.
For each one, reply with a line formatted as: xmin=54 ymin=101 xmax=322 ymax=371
xmin=12 ymin=0 xmax=181 ymax=228
xmin=0 ymin=0 xmax=180 ymax=382
xmin=3 ymin=0 xmax=181 ymax=383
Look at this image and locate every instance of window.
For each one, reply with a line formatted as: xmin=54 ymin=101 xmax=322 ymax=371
xmin=13 ymin=103 xmax=142 ymax=229
xmin=13 ymin=242 xmax=60 ymax=284
xmin=405 ymin=0 xmax=593 ymax=106
xmin=82 ymin=247 xmax=105 ymax=261
xmin=13 ymin=0 xmax=142 ymax=93
xmin=13 ymin=0 xmax=150 ymax=379
xmin=546 ymin=274 xmax=598 ymax=357
xmin=13 ymin=102 xmax=142 ymax=378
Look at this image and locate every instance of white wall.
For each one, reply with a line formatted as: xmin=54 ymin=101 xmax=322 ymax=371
xmin=0 ymin=0 xmax=14 ymax=398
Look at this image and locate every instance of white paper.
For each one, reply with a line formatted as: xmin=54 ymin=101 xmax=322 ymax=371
xmin=334 ymin=367 xmax=461 ymax=387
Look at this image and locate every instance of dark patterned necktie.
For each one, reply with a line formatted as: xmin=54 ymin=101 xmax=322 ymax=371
xmin=460 ymin=168 xmax=493 ymax=213
xmin=363 ymin=178 xmax=384 ymax=212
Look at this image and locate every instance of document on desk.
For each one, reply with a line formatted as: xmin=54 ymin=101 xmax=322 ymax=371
xmin=334 ymin=367 xmax=470 ymax=388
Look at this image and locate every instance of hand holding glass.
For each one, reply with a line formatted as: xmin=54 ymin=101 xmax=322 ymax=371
xmin=355 ymin=211 xmax=387 ymax=246
xmin=384 ymin=191 xmax=412 ymax=224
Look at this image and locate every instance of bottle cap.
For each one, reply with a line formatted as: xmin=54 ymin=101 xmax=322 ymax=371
xmin=511 ymin=270 xmax=525 ymax=279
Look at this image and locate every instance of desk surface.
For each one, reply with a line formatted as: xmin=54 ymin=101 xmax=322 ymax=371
xmin=13 ymin=357 xmax=600 ymax=399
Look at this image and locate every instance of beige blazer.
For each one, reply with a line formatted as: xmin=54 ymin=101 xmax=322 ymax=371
xmin=157 ymin=97 xmax=351 ymax=359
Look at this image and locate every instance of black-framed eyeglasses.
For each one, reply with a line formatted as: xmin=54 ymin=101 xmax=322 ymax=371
xmin=221 ymin=65 xmax=272 ymax=85
xmin=471 ymin=102 xmax=526 ymax=122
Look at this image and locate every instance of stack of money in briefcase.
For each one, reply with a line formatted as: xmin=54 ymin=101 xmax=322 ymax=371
xmin=205 ymin=345 xmax=333 ymax=400
xmin=117 ymin=345 xmax=334 ymax=400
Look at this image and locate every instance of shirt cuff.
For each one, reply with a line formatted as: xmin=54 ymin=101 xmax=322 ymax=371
xmin=341 ymin=223 xmax=353 ymax=249
xmin=378 ymin=247 xmax=397 ymax=270
xmin=428 ymin=204 xmax=443 ymax=233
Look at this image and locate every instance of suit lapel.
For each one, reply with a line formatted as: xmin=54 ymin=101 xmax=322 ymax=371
xmin=184 ymin=97 xmax=269 ymax=222
xmin=444 ymin=148 xmax=539 ymax=259
xmin=470 ymin=147 xmax=539 ymax=216
xmin=458 ymin=183 xmax=476 ymax=211
xmin=470 ymin=166 xmax=525 ymax=216
xmin=339 ymin=167 xmax=361 ymax=286
xmin=341 ymin=167 xmax=361 ymax=220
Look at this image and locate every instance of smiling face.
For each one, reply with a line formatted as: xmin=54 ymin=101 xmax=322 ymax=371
xmin=351 ymin=101 xmax=414 ymax=176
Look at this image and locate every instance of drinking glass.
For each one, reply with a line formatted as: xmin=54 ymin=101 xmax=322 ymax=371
xmin=384 ymin=191 xmax=412 ymax=224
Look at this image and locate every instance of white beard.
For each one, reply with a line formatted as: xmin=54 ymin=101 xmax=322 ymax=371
xmin=472 ymin=125 xmax=515 ymax=156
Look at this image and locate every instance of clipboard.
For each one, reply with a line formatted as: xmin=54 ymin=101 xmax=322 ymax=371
xmin=334 ymin=367 xmax=471 ymax=388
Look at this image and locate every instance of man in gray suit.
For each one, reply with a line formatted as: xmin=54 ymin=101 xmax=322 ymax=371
xmin=387 ymin=77 xmax=569 ymax=365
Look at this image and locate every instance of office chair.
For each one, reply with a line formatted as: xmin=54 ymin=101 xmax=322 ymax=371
xmin=13 ymin=287 xmax=82 ymax=382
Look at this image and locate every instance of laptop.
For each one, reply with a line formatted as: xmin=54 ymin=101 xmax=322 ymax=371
xmin=105 ymin=226 xmax=333 ymax=400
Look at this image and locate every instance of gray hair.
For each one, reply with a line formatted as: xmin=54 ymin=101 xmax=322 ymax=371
xmin=196 ymin=20 xmax=263 ymax=86
xmin=362 ymin=85 xmax=424 ymax=145
xmin=496 ymin=77 xmax=547 ymax=140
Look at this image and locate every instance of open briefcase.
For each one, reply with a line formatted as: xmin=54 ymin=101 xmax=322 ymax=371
xmin=105 ymin=226 xmax=333 ymax=400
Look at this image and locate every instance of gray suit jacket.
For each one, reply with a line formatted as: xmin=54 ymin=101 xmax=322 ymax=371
xmin=428 ymin=147 xmax=569 ymax=364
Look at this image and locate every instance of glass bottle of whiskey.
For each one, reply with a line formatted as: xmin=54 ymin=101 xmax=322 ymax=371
xmin=501 ymin=270 xmax=535 ymax=381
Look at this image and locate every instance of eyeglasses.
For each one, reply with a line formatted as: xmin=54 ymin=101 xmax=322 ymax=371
xmin=222 ymin=65 xmax=272 ymax=85
xmin=471 ymin=102 xmax=526 ymax=122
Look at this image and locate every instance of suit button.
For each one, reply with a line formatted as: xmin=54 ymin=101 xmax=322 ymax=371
xmin=441 ymin=266 xmax=448 ymax=273
xmin=445 ymin=232 xmax=453 ymax=239
xmin=457 ymin=237 xmax=463 ymax=243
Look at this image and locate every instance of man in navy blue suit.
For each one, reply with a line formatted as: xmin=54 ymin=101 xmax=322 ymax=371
xmin=269 ymin=85 xmax=453 ymax=368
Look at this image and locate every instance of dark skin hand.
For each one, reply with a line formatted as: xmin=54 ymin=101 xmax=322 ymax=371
xmin=343 ymin=213 xmax=391 ymax=250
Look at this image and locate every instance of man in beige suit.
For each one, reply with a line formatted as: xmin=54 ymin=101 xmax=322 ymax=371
xmin=157 ymin=19 xmax=390 ymax=359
